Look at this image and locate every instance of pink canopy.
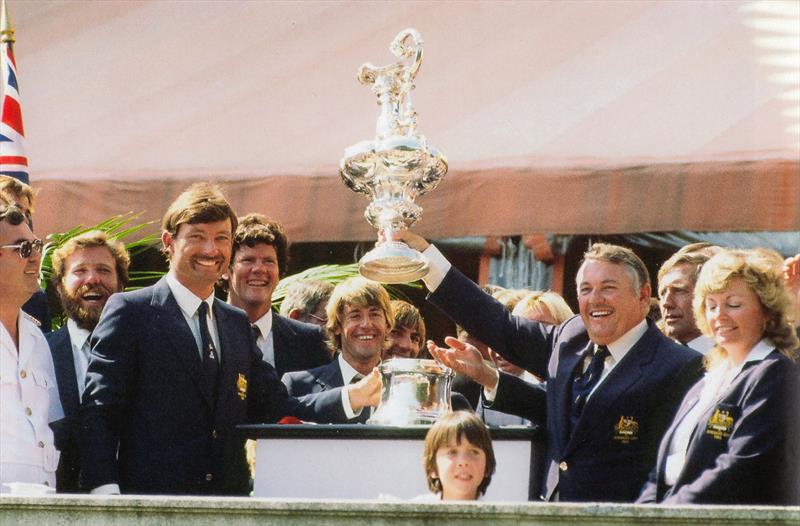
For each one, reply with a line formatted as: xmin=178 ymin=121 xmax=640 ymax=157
xmin=6 ymin=0 xmax=799 ymax=239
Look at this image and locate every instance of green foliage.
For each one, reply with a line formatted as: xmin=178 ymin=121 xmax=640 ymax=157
xmin=271 ymin=263 xmax=423 ymax=311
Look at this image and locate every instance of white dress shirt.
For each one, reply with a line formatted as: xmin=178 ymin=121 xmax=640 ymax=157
xmin=166 ymin=272 xmax=220 ymax=359
xmin=66 ymin=318 xmax=92 ymax=397
xmin=1 ymin=311 xmax=64 ymax=491
xmin=338 ymin=353 xmax=370 ymax=420
xmin=663 ymin=339 xmax=774 ymax=486
xmin=252 ymin=310 xmax=275 ymax=368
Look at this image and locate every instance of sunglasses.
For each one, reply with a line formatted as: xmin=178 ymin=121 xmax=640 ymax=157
xmin=0 ymin=238 xmax=44 ymax=258
xmin=308 ymin=313 xmax=328 ymax=324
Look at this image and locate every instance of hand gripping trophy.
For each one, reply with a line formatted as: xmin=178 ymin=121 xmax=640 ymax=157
xmin=340 ymin=29 xmax=448 ymax=284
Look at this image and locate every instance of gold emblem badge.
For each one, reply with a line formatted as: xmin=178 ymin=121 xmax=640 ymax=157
xmin=237 ymin=373 xmax=247 ymax=401
xmin=705 ymin=408 xmax=734 ymax=440
xmin=613 ymin=416 xmax=640 ymax=443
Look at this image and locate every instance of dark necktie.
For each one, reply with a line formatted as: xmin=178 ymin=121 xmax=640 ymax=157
xmin=197 ymin=302 xmax=219 ymax=397
xmin=569 ymin=345 xmax=610 ymax=434
xmin=251 ymin=324 xmax=261 ymax=342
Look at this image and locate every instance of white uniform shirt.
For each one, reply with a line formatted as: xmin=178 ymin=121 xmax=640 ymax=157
xmin=0 ymin=311 xmax=64 ymax=491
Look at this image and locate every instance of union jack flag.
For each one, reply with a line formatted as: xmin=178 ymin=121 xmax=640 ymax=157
xmin=1 ymin=2 xmax=28 ymax=184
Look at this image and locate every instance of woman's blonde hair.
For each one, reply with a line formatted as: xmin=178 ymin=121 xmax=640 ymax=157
xmin=693 ymin=248 xmax=798 ymax=368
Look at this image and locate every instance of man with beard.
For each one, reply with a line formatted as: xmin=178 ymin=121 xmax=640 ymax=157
xmin=47 ymin=231 xmax=129 ymax=492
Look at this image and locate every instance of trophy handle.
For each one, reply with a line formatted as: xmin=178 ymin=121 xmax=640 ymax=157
xmin=390 ymin=29 xmax=423 ymax=81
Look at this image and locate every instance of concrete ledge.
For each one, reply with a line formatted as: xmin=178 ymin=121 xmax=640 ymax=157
xmin=1 ymin=495 xmax=798 ymax=526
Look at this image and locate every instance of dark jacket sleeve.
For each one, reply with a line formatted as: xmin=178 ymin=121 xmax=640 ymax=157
xmin=428 ymin=266 xmax=555 ymax=378
xmin=79 ymin=294 xmax=136 ymax=490
xmin=484 ymin=372 xmax=547 ymax=425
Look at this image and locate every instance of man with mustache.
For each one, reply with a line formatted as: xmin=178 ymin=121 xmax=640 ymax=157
xmin=80 ymin=183 xmax=378 ymax=495
xmin=47 ymin=231 xmax=130 ymax=492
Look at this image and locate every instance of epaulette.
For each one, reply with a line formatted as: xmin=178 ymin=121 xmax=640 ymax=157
xmin=21 ymin=311 xmax=42 ymax=327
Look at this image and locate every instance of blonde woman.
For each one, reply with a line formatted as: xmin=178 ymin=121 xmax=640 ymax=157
xmin=638 ymin=249 xmax=799 ymax=504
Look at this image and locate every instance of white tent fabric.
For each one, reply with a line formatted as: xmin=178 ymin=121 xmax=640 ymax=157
xmin=4 ymin=0 xmax=799 ymax=239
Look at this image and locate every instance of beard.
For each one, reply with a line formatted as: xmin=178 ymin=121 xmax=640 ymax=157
xmin=60 ymin=284 xmax=112 ymax=331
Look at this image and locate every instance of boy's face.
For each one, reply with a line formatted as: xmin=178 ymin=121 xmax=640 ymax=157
xmin=432 ymin=437 xmax=487 ymax=500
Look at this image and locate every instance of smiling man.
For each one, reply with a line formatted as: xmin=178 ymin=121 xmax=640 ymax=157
xmin=79 ymin=183 xmax=371 ymax=496
xmin=282 ymin=276 xmax=389 ymax=423
xmin=382 ymin=299 xmax=425 ymax=360
xmin=47 ymin=231 xmax=130 ymax=492
xmin=395 ymin=231 xmax=703 ymax=503
xmin=0 ymin=197 xmax=63 ymax=491
xmin=224 ymin=214 xmax=330 ymax=377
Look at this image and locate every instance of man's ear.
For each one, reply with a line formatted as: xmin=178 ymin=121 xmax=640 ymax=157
xmin=161 ymin=230 xmax=173 ymax=252
xmin=287 ymin=308 xmax=302 ymax=321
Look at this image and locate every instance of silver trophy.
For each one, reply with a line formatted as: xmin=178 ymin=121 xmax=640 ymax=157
xmin=340 ymin=29 xmax=448 ymax=284
xmin=368 ymin=358 xmax=455 ymax=426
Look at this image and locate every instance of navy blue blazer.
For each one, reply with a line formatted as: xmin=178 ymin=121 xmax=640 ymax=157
xmin=46 ymin=327 xmax=82 ymax=492
xmin=429 ymin=266 xmax=702 ymax=502
xmin=79 ymin=278 xmax=348 ymax=495
xmin=271 ymin=313 xmax=331 ymax=378
xmin=638 ymin=350 xmax=800 ymax=505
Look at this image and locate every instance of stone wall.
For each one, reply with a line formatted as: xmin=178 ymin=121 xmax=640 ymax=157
xmin=1 ymin=495 xmax=798 ymax=526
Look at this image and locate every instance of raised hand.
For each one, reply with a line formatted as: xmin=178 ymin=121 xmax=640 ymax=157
xmin=346 ymin=368 xmax=383 ymax=412
xmin=427 ymin=336 xmax=499 ymax=391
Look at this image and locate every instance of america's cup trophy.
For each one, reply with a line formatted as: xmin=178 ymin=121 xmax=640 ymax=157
xmin=340 ymin=29 xmax=448 ymax=284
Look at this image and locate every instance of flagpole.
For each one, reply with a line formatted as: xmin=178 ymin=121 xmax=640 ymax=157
xmin=0 ymin=0 xmax=13 ymax=45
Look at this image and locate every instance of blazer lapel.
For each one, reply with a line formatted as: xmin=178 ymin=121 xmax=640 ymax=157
xmin=271 ymin=314 xmax=293 ymax=374
xmin=554 ymin=342 xmax=591 ymax=449
xmin=655 ymin=380 xmax=703 ymax=499
xmin=49 ymin=329 xmax=81 ymax=416
xmin=315 ymin=361 xmax=345 ymax=391
xmin=566 ymin=328 xmax=658 ymax=451
xmin=149 ymin=278 xmax=213 ymax=410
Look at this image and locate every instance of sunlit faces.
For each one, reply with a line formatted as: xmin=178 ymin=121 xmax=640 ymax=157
xmin=0 ymin=219 xmax=41 ymax=302
xmin=162 ymin=219 xmax=232 ymax=298
xmin=60 ymin=246 xmax=122 ymax=331
xmin=432 ymin=436 xmax=488 ymax=501
xmin=577 ymin=260 xmax=650 ymax=346
xmin=383 ymin=325 xmax=422 ymax=360
xmin=659 ymin=264 xmax=701 ymax=344
xmin=337 ymin=303 xmax=388 ymax=363
xmin=703 ymin=277 xmax=768 ymax=362
xmin=227 ymin=243 xmax=280 ymax=314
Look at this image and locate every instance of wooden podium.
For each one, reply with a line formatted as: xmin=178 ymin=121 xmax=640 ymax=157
xmin=239 ymin=424 xmax=544 ymax=501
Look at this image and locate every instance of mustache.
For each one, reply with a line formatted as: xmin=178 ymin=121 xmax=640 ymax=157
xmin=75 ymin=283 xmax=113 ymax=298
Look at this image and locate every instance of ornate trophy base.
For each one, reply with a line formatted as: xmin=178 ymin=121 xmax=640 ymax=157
xmin=358 ymin=241 xmax=429 ymax=284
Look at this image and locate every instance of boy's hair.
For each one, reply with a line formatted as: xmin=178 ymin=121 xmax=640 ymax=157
xmin=423 ymin=411 xmax=496 ymax=497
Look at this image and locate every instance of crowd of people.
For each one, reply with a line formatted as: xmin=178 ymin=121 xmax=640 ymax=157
xmin=0 ymin=175 xmax=798 ymax=504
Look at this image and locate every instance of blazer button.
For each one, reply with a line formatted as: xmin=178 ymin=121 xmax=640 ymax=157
xmin=211 ymin=429 xmax=218 ymax=439
xmin=205 ymin=473 xmax=213 ymax=481
xmin=20 ymin=370 xmax=27 ymax=379
xmin=25 ymin=407 xmax=32 ymax=417
xmin=559 ymin=461 xmax=568 ymax=472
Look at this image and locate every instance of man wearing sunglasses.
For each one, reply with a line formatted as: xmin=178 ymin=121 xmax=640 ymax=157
xmin=0 ymin=198 xmax=63 ymax=491
xmin=0 ymin=176 xmax=52 ymax=333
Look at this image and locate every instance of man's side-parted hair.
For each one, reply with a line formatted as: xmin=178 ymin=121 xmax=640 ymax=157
xmin=51 ymin=230 xmax=131 ymax=293
xmin=694 ymin=248 xmax=799 ymax=367
xmin=423 ymin=411 xmax=496 ymax=497
xmin=657 ymin=243 xmax=723 ymax=284
xmin=390 ymin=299 xmax=426 ymax=350
xmin=0 ymin=175 xmax=35 ymax=214
xmin=580 ymin=242 xmax=650 ymax=291
xmin=279 ymin=279 xmax=334 ymax=317
xmin=161 ymin=183 xmax=238 ymax=246
xmin=231 ymin=213 xmax=289 ymax=277
xmin=325 ymin=276 xmax=392 ymax=351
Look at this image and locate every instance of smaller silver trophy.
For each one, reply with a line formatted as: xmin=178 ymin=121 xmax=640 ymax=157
xmin=340 ymin=29 xmax=448 ymax=284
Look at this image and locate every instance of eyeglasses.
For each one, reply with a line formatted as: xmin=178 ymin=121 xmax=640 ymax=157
xmin=308 ymin=313 xmax=328 ymax=324
xmin=0 ymin=238 xmax=43 ymax=258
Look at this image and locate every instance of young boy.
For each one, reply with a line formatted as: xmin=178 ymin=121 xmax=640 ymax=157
xmin=422 ymin=411 xmax=496 ymax=500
